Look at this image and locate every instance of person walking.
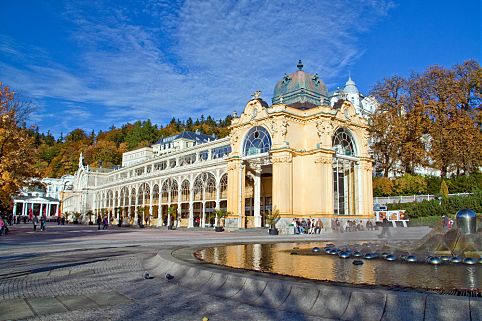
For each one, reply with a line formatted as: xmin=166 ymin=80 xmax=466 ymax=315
xmin=96 ymin=215 xmax=102 ymax=230
xmin=40 ymin=215 xmax=46 ymax=231
xmin=0 ymin=216 xmax=5 ymax=236
xmin=379 ymin=218 xmax=391 ymax=238
xmin=102 ymin=216 xmax=108 ymax=230
xmin=33 ymin=215 xmax=39 ymax=231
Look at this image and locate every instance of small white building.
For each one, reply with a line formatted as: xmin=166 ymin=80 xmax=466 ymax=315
xmin=12 ymin=175 xmax=74 ymax=217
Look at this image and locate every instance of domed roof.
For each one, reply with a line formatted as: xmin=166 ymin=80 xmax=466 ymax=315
xmin=343 ymin=75 xmax=359 ymax=94
xmin=272 ymin=60 xmax=329 ymax=109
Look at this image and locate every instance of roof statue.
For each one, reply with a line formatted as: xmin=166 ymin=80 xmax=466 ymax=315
xmin=252 ymin=90 xmax=262 ymax=99
xmin=79 ymin=152 xmax=84 ymax=169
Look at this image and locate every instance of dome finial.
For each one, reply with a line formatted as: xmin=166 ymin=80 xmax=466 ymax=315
xmin=297 ymin=59 xmax=303 ymax=70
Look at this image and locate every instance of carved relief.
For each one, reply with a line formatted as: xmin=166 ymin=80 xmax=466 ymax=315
xmin=362 ymin=131 xmax=369 ymax=150
xmin=271 ymin=154 xmax=292 ymax=163
xmin=229 ymin=132 xmax=239 ymax=145
xmin=270 ymin=120 xmax=277 ymax=135
xmin=315 ymin=121 xmax=333 ymax=139
xmin=280 ymin=119 xmax=288 ymax=141
xmin=314 ymin=156 xmax=332 ymax=165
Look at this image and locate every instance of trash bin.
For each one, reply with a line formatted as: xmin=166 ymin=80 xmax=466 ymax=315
xmin=287 ymin=224 xmax=295 ymax=235
xmin=456 ymin=209 xmax=477 ymax=234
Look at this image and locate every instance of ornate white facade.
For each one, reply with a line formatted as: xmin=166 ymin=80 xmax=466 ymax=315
xmin=62 ymin=62 xmax=374 ymax=229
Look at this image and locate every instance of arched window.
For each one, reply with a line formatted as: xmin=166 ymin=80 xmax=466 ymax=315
xmin=152 ymin=184 xmax=159 ymax=205
xmin=219 ymin=174 xmax=228 ymax=199
xmin=243 ymin=126 xmax=272 ymax=156
xmin=181 ymin=180 xmax=190 ymax=202
xmin=332 ymin=128 xmax=356 ymax=157
xmin=205 ymin=175 xmax=216 ymax=201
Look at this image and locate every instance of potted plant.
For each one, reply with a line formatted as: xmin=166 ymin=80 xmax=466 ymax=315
xmin=137 ymin=207 xmax=145 ymax=228
xmin=73 ymin=212 xmax=82 ymax=224
xmin=86 ymin=210 xmax=94 ymax=225
xmin=64 ymin=212 xmax=71 ymax=223
xmin=266 ymin=208 xmax=280 ymax=235
xmin=167 ymin=206 xmax=176 ymax=230
xmin=212 ymin=209 xmax=228 ymax=232
xmin=118 ymin=208 xmax=123 ymax=227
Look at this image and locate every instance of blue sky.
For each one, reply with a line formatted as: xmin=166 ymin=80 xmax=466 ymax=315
xmin=0 ymin=0 xmax=480 ymax=137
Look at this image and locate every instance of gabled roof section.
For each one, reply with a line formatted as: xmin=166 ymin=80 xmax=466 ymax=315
xmin=155 ymin=131 xmax=215 ymax=145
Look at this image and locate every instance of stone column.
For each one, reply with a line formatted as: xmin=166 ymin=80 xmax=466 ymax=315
xmin=315 ymin=153 xmax=334 ymax=215
xmin=215 ymin=178 xmax=221 ymax=227
xmin=134 ymin=185 xmax=139 ymax=225
xmin=226 ymin=159 xmax=245 ymax=228
xmin=128 ymin=187 xmax=133 ymax=223
xmin=40 ymin=203 xmax=44 ymax=217
xmin=201 ymin=199 xmax=206 ymax=228
xmin=188 ymin=184 xmax=194 ymax=228
xmin=47 ymin=203 xmax=51 ymax=217
xmin=13 ymin=202 xmax=17 ymax=217
xmin=177 ymin=184 xmax=181 ymax=228
xmin=157 ymin=179 xmax=162 ymax=227
xmin=271 ymin=151 xmax=293 ymax=217
xmin=149 ymin=185 xmax=154 ymax=226
xmin=167 ymin=186 xmax=171 ymax=227
xmin=253 ymin=170 xmax=261 ymax=228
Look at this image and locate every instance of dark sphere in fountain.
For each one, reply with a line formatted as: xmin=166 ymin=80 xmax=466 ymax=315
xmin=441 ymin=256 xmax=451 ymax=262
xmin=385 ymin=254 xmax=397 ymax=261
xmin=312 ymin=247 xmax=321 ymax=253
xmin=406 ymin=255 xmax=417 ymax=262
xmin=451 ymin=256 xmax=462 ymax=263
xmin=463 ymin=258 xmax=476 ymax=265
xmin=353 ymin=251 xmax=362 ymax=257
xmin=338 ymin=251 xmax=350 ymax=259
xmin=364 ymin=253 xmax=378 ymax=260
xmin=428 ymin=257 xmax=442 ymax=265
xmin=352 ymin=260 xmax=364 ymax=265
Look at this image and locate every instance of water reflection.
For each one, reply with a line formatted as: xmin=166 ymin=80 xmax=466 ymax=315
xmin=195 ymin=242 xmax=481 ymax=290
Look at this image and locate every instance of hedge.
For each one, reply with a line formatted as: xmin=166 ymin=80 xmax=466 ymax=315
xmin=387 ymin=190 xmax=482 ymax=218
xmin=373 ymin=173 xmax=482 ymax=197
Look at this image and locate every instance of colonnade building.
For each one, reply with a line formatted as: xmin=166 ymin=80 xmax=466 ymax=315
xmin=62 ymin=62 xmax=374 ymax=230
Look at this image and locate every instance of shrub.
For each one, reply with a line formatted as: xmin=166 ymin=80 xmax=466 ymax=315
xmin=392 ymin=174 xmax=427 ymax=195
xmin=374 ymin=173 xmax=481 ymax=196
xmin=373 ymin=177 xmax=393 ymax=196
xmin=440 ymin=180 xmax=449 ymax=198
xmin=387 ymin=190 xmax=482 ymax=218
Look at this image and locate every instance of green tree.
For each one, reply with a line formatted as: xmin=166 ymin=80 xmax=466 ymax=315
xmin=440 ymin=180 xmax=449 ymax=198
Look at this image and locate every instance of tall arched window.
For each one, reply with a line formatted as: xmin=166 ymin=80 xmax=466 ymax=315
xmin=332 ymin=128 xmax=356 ymax=157
xmin=243 ymin=126 xmax=272 ymax=156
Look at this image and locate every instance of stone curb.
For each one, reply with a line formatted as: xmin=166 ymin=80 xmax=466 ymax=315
xmin=144 ymin=247 xmax=482 ymax=321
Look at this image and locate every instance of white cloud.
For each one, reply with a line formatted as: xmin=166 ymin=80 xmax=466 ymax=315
xmin=0 ymin=0 xmax=393 ymax=135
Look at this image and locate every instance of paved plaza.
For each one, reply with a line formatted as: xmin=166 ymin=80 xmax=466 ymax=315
xmin=0 ymin=223 xmax=480 ymax=321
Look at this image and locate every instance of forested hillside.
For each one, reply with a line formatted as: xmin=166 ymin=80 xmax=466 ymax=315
xmin=29 ymin=115 xmax=232 ymax=178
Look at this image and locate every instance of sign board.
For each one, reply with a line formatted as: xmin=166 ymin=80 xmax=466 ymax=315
xmin=375 ymin=210 xmax=408 ymax=222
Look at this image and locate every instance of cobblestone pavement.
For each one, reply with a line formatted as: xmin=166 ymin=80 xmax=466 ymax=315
xmin=0 ymin=223 xmax=432 ymax=321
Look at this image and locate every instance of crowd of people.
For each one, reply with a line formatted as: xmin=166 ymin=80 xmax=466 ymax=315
xmin=292 ymin=218 xmax=323 ymax=234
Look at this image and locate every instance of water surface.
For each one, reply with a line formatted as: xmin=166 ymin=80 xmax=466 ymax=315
xmin=195 ymin=242 xmax=481 ymax=290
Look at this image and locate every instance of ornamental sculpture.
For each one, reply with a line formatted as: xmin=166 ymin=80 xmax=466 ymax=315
xmin=315 ymin=121 xmax=333 ymax=140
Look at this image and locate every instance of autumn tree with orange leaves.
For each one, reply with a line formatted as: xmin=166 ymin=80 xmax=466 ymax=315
xmin=370 ymin=60 xmax=482 ymax=178
xmin=0 ymin=83 xmax=38 ymax=207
